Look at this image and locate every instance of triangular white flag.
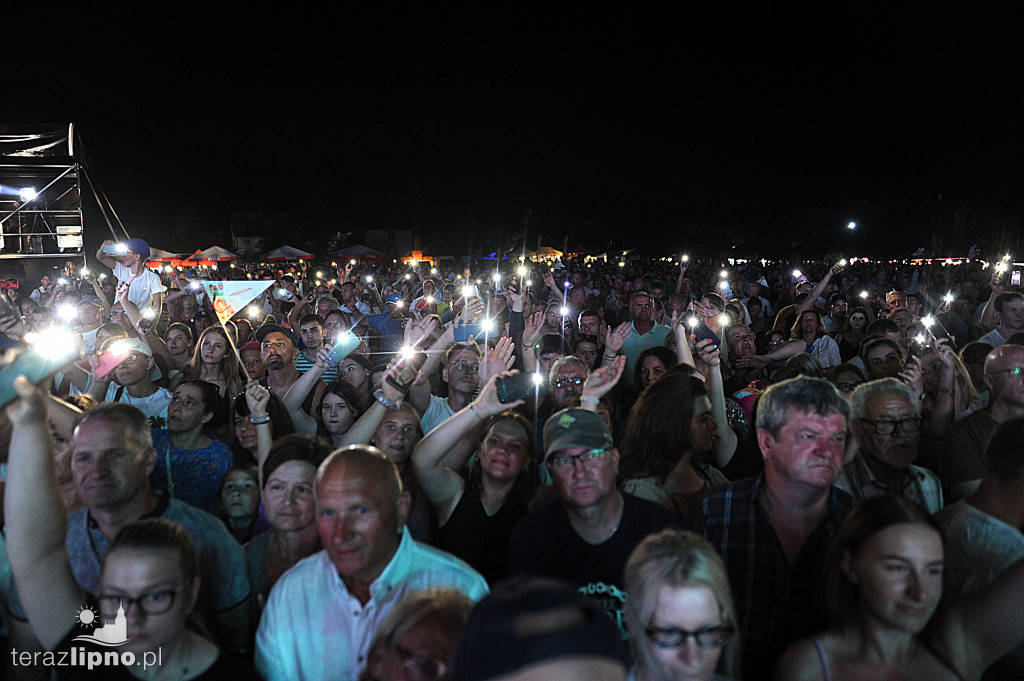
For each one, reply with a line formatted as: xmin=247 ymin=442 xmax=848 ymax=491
xmin=201 ymin=280 xmax=275 ymax=325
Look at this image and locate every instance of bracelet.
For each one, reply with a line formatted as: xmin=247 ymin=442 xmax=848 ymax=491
xmin=469 ymin=403 xmax=486 ymax=422
xmin=373 ymin=388 xmax=402 ymax=412
xmin=580 ymin=396 xmax=600 ymax=405
xmin=603 ymin=353 xmax=617 ymax=360
xmin=938 ymin=387 xmax=955 ymax=394
xmin=249 ymin=413 xmax=271 ymax=425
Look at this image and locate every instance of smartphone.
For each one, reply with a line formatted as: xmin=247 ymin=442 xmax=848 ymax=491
xmin=453 ymin=323 xmax=485 ymax=343
xmin=1012 ymin=270 xmax=1022 ymax=287
xmin=95 ymin=342 xmax=133 ymax=378
xmin=0 ymin=341 xmax=81 ymax=409
xmin=692 ymin=322 xmax=721 ymax=350
xmin=493 ymin=278 xmax=503 ymax=293
xmin=496 ymin=372 xmax=543 ymax=404
xmin=327 ymin=333 xmax=361 ymax=367
xmin=102 ymin=244 xmax=127 ymax=255
xmin=385 ymin=351 xmax=426 ymax=392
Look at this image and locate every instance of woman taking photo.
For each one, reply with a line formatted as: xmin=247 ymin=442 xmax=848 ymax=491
xmin=5 ymin=377 xmax=252 ymax=679
xmin=412 ymin=371 xmax=537 ymax=583
xmin=625 ymin=529 xmax=741 ymax=681
xmin=150 ymin=379 xmax=234 ymax=515
xmin=776 ymin=495 xmax=1024 ymax=680
xmin=226 ymin=388 xmax=295 ymax=466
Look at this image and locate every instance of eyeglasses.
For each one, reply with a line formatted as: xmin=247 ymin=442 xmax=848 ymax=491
xmin=547 ymin=449 xmax=608 ymax=470
xmin=553 ymin=376 xmax=585 ymax=390
xmin=991 ymin=366 xmax=1024 ymax=376
xmin=393 ymin=646 xmax=447 ymax=681
xmin=452 ymin=361 xmax=479 ymax=373
xmin=859 ymin=416 xmax=922 ymax=435
xmin=646 ymin=625 xmax=734 ymax=649
xmin=262 ymin=340 xmax=290 ymax=351
xmin=121 ymin=353 xmax=142 ymax=364
xmin=97 ymin=588 xmax=181 ymax=617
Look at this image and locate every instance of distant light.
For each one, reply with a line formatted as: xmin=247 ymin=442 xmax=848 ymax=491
xmin=559 ymin=306 xmax=570 ymax=316
xmin=532 ymin=373 xmax=544 ymax=386
xmin=366 ymin=275 xmax=374 ymax=282
xmin=563 ymin=281 xmax=570 ymax=288
xmin=719 ymin=314 xmax=730 ymax=328
xmin=19 ymin=187 xmax=37 ymax=202
xmin=57 ymin=277 xmax=68 ymax=286
xmin=80 ymin=267 xmax=89 ymax=276
xmin=687 ymin=316 xmax=699 ymax=329
xmin=860 ymin=290 xmax=869 ymax=298
xmin=847 ymin=221 xmax=856 ymax=230
xmin=57 ymin=304 xmax=77 ymax=321
xmin=718 ymin=281 xmax=729 ymax=291
xmin=247 ymin=305 xmax=260 ymax=318
xmin=399 ymin=345 xmax=416 ymax=360
xmin=915 ymin=333 xmax=927 ymax=344
xmin=792 ymin=270 xmax=802 ymax=278
xmin=944 ymin=292 xmax=955 ymax=303
xmin=682 ymin=255 xmax=689 ymax=262
xmin=517 ymin=265 xmax=527 ymax=276
xmin=480 ymin=318 xmax=496 ymax=333
xmin=921 ymin=315 xmax=935 ymax=328
xmin=462 ymin=286 xmax=474 ymax=298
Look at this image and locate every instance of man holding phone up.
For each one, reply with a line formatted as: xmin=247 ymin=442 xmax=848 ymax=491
xmin=95 ymin=238 xmax=165 ymax=317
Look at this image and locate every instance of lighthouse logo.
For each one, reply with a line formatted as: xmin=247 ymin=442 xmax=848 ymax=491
xmin=72 ymin=603 xmax=132 ymax=646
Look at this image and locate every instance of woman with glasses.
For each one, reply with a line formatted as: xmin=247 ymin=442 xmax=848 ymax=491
xmin=776 ymin=495 xmax=1024 ymax=681
xmin=360 ymin=588 xmax=472 ymax=681
xmin=625 ymin=529 xmax=740 ymax=681
xmin=5 ymin=380 xmax=251 ymax=679
xmin=412 ymin=371 xmax=537 ymax=583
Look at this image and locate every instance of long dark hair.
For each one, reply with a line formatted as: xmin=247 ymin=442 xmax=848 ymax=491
xmin=619 ymin=369 xmax=708 ymax=482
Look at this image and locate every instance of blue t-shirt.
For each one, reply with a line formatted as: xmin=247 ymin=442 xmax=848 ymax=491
xmin=149 ymin=428 xmax=233 ymax=515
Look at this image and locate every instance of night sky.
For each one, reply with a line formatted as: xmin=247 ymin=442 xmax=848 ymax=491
xmin=9 ymin=6 xmax=1024 ymax=259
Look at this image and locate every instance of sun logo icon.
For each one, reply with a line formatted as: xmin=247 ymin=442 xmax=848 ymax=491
xmin=77 ymin=605 xmax=99 ymax=630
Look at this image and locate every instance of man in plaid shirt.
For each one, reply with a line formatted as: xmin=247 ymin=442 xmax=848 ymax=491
xmin=698 ymin=377 xmax=855 ymax=681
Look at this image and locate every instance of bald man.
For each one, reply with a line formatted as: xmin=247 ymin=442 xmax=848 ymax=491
xmin=255 ymin=446 xmax=488 ymax=681
xmin=941 ymin=344 xmax=1024 ymax=501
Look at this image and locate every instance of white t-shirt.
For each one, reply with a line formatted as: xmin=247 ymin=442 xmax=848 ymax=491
xmin=113 ymin=262 xmax=165 ymax=314
xmin=102 ymin=383 xmax=173 ymax=422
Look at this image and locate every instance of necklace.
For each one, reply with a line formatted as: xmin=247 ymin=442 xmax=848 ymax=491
xmin=605 ymin=494 xmax=625 ymax=541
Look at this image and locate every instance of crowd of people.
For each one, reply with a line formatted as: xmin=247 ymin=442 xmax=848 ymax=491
xmin=1 ymin=235 xmax=1024 ymax=681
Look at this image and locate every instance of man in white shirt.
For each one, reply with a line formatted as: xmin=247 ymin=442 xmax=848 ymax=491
xmin=255 ymin=446 xmax=488 ymax=681
xmin=95 ymin=237 xmax=165 ymax=315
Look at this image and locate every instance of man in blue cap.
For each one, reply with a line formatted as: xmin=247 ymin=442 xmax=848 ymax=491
xmin=95 ymin=237 xmax=165 ymax=316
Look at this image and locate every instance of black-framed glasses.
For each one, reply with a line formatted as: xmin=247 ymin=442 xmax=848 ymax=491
xmin=646 ymin=625 xmax=734 ymax=649
xmin=547 ymin=449 xmax=607 ymax=470
xmin=859 ymin=416 xmax=922 ymax=435
xmin=393 ymin=646 xmax=447 ymax=680
xmin=553 ymin=376 xmax=585 ymax=390
xmin=97 ymin=588 xmax=181 ymax=617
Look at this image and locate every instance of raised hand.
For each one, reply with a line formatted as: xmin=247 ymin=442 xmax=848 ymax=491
xmin=522 ymin=311 xmax=545 ymax=349
xmin=582 ymin=355 xmax=625 ymax=402
xmin=605 ymin=321 xmax=633 ymax=354
xmin=244 ymin=381 xmax=271 ymax=417
xmin=480 ymin=336 xmax=516 ymax=384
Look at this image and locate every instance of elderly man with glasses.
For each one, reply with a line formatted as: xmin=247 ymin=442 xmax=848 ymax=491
xmin=836 ymin=378 xmax=942 ymax=512
xmin=508 ymin=408 xmax=679 ymax=640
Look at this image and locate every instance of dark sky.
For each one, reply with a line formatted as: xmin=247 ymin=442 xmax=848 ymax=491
xmin=9 ymin=5 xmax=1024 ymax=257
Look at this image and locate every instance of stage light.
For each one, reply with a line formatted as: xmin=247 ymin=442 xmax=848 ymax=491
xmin=19 ymin=187 xmax=37 ymax=202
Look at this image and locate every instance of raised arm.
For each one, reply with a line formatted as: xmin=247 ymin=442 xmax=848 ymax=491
xmin=795 ymin=262 xmax=843 ymax=317
xmin=4 ymin=377 xmax=84 ymax=651
xmin=411 ymin=371 xmax=523 ymax=524
xmin=338 ymin=363 xmax=406 ymax=447
xmin=696 ymin=339 xmax=738 ymax=468
xmin=939 ymin=555 xmax=1024 ymax=675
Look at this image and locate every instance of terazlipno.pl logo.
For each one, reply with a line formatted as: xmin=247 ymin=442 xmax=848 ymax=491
xmin=9 ymin=603 xmax=163 ymax=671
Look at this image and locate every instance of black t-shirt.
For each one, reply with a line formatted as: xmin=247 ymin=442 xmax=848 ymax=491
xmin=508 ymin=493 xmax=681 ymax=638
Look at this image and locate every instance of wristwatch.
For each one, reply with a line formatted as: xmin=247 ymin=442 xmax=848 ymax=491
xmin=373 ymin=388 xmax=402 ymax=412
